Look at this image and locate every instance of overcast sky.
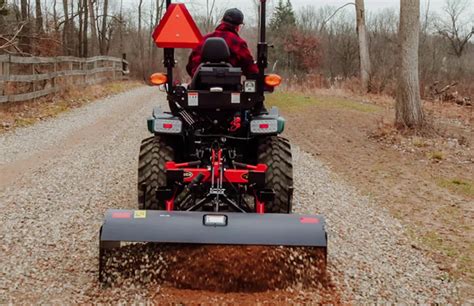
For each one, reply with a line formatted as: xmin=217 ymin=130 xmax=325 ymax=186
xmin=120 ymin=0 xmax=473 ymax=27
xmin=290 ymin=0 xmax=447 ymax=11
xmin=170 ymin=0 xmax=452 ymax=15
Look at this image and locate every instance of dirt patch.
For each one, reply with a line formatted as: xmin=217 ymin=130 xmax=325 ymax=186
xmin=166 ymin=245 xmax=327 ymax=292
xmin=151 ymin=285 xmax=341 ymax=304
xmin=102 ymin=243 xmax=332 ymax=295
xmin=267 ymin=90 xmax=473 ymax=300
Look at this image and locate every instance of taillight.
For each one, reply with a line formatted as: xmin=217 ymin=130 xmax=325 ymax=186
xmin=153 ymin=119 xmax=182 ymax=134
xmin=264 ymin=74 xmax=282 ymax=87
xmin=250 ymin=120 xmax=278 ymax=134
xmin=149 ymin=73 xmax=168 ymax=86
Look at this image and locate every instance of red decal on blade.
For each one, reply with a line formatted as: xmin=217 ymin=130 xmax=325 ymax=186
xmin=300 ymin=217 xmax=319 ymax=224
xmin=112 ymin=212 xmax=132 ymax=219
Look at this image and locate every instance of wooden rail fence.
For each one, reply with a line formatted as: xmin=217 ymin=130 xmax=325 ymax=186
xmin=0 ymin=54 xmax=129 ymax=103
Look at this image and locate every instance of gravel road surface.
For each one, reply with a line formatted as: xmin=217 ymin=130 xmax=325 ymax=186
xmin=0 ymin=86 xmax=458 ymax=303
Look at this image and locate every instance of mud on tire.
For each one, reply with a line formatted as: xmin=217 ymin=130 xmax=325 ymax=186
xmin=138 ymin=136 xmax=174 ymax=210
xmin=257 ymin=136 xmax=293 ymax=213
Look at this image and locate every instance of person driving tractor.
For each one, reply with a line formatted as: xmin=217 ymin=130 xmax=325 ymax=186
xmin=186 ymin=8 xmax=259 ymax=78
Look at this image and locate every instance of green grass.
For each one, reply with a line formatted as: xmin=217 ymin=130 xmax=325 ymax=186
xmin=14 ymin=117 xmax=37 ymax=127
xmin=427 ymin=151 xmax=445 ymax=161
xmin=437 ymin=178 xmax=474 ymax=197
xmin=413 ymin=228 xmax=473 ymax=279
xmin=104 ymin=82 xmax=129 ymax=94
xmin=266 ymin=92 xmax=381 ymax=113
xmin=412 ymin=137 xmax=429 ymax=148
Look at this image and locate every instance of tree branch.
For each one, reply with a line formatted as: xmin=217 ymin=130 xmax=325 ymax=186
xmin=0 ymin=22 xmax=27 ymax=49
xmin=320 ymin=2 xmax=355 ymax=31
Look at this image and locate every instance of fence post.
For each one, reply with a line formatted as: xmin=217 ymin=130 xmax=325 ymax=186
xmin=112 ymin=60 xmax=116 ymax=80
xmin=94 ymin=59 xmax=98 ymax=84
xmin=122 ymin=53 xmax=127 ymax=79
xmin=69 ymin=60 xmax=74 ymax=86
xmin=0 ymin=55 xmax=10 ymax=97
xmin=83 ymin=59 xmax=87 ymax=85
xmin=32 ymin=62 xmax=36 ymax=99
xmin=52 ymin=59 xmax=57 ymax=91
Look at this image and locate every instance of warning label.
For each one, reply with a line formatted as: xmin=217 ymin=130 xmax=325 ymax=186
xmin=134 ymin=210 xmax=147 ymax=219
xmin=231 ymin=93 xmax=240 ymax=104
xmin=188 ymin=92 xmax=199 ymax=106
xmin=112 ymin=212 xmax=131 ymax=219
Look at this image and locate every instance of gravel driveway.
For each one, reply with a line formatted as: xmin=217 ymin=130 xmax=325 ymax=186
xmin=0 ymin=86 xmax=458 ymax=303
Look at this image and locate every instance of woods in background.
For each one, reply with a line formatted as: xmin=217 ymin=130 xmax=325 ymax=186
xmin=0 ymin=0 xmax=166 ymax=80
xmin=0 ymin=0 xmax=473 ymax=105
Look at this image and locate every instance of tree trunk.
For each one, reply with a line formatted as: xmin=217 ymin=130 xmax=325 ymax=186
xmin=70 ymin=0 xmax=75 ymax=54
xmin=0 ymin=0 xmax=6 ymax=31
xmin=396 ymin=0 xmax=424 ymax=128
xmin=53 ymin=0 xmax=58 ymax=30
xmin=20 ymin=0 xmax=30 ymax=53
xmin=355 ymin=0 xmax=371 ymax=93
xmin=82 ymin=0 xmax=88 ymax=57
xmin=62 ymin=0 xmax=69 ymax=54
xmin=78 ymin=0 xmax=83 ymax=56
xmin=99 ymin=0 xmax=108 ymax=55
xmin=119 ymin=0 xmax=123 ymax=55
xmin=35 ymin=0 xmax=43 ymax=34
xmin=88 ymin=0 xmax=98 ymax=55
xmin=138 ymin=0 xmax=145 ymax=80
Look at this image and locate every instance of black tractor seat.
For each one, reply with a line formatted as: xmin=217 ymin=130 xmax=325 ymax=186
xmin=189 ymin=37 xmax=242 ymax=91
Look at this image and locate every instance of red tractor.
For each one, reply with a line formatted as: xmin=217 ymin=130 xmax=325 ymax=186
xmin=99 ymin=0 xmax=327 ymax=282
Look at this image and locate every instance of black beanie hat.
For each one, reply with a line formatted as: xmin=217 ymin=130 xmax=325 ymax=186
xmin=223 ymin=8 xmax=244 ymax=25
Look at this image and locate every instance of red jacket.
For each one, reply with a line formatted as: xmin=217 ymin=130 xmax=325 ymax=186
xmin=186 ymin=22 xmax=259 ymax=77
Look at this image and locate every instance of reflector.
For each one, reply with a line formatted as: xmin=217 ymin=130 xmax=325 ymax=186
xmin=150 ymin=73 xmax=167 ymax=85
xmin=250 ymin=119 xmax=278 ymax=134
xmin=152 ymin=3 xmax=203 ymax=48
xmin=264 ymin=74 xmax=282 ymax=87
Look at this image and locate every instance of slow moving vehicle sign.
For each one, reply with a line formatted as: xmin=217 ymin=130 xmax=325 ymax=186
xmin=152 ymin=3 xmax=203 ymax=48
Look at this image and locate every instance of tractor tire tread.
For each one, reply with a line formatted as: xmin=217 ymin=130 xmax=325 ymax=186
xmin=257 ymin=136 xmax=293 ymax=213
xmin=138 ymin=136 xmax=174 ymax=210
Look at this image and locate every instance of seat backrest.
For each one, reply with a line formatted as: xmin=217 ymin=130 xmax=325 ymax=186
xmin=201 ymin=37 xmax=230 ymax=63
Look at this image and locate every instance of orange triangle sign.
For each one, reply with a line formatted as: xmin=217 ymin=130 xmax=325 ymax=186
xmin=152 ymin=4 xmax=203 ymax=49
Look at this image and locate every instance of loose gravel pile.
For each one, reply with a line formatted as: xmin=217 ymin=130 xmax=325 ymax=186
xmin=0 ymin=87 xmax=459 ymax=303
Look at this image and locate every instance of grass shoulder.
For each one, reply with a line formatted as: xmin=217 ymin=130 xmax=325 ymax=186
xmin=266 ymin=91 xmax=381 ymax=113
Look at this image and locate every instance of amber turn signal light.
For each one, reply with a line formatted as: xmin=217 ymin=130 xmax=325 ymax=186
xmin=264 ymin=74 xmax=282 ymax=87
xmin=150 ymin=73 xmax=168 ymax=86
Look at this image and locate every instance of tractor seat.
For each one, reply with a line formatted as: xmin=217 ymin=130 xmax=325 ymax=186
xmin=189 ymin=37 xmax=242 ymax=91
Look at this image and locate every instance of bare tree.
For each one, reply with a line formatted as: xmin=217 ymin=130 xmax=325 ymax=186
xmin=35 ymin=0 xmax=43 ymax=34
xmin=99 ymin=0 xmax=108 ymax=55
xmin=62 ymin=0 xmax=70 ymax=54
xmin=19 ymin=0 xmax=30 ymax=53
xmin=435 ymin=0 xmax=474 ymax=58
xmin=88 ymin=0 xmax=98 ymax=55
xmin=355 ymin=0 xmax=371 ymax=92
xmin=204 ymin=0 xmax=216 ymax=32
xmin=138 ymin=0 xmax=145 ymax=80
xmin=53 ymin=0 xmax=58 ymax=29
xmin=83 ymin=0 xmax=89 ymax=57
xmin=396 ymin=0 xmax=424 ymax=128
xmin=0 ymin=0 xmax=8 ymax=31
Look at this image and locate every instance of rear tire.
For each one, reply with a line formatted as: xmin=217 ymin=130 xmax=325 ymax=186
xmin=138 ymin=136 xmax=174 ymax=210
xmin=257 ymin=136 xmax=293 ymax=213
